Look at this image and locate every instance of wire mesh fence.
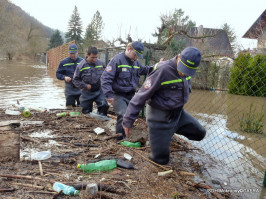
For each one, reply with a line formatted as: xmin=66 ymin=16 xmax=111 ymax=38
xmin=159 ymin=48 xmax=266 ymax=192
xmin=99 ymin=46 xmax=266 ymax=194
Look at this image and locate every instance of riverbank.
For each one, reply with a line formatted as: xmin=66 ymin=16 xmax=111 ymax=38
xmin=0 ymin=108 xmax=230 ymax=199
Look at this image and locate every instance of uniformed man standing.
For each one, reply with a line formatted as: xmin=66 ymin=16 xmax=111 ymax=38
xmin=56 ymin=44 xmax=83 ymax=107
xmin=123 ymin=47 xmax=206 ymax=165
xmin=101 ymin=41 xmax=152 ymax=140
xmin=73 ymin=47 xmax=109 ymax=115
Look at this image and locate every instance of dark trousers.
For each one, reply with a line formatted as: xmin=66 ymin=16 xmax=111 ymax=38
xmin=80 ymin=89 xmax=109 ymax=115
xmin=146 ymin=105 xmax=206 ymax=165
xmin=113 ymin=93 xmax=134 ymax=138
xmin=65 ymin=82 xmax=81 ymax=107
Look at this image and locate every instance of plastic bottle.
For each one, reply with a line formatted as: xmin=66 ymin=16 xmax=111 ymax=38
xmin=69 ymin=112 xmax=80 ymax=116
xmin=120 ymin=141 xmax=141 ymax=147
xmin=56 ymin=112 xmax=69 ymax=117
xmin=5 ymin=110 xmax=21 ymax=115
xmin=77 ymin=159 xmax=117 ymax=173
xmin=86 ymin=183 xmax=98 ymax=196
xmin=89 ymin=112 xmax=110 ymax=121
xmin=53 ymin=182 xmax=80 ymax=196
xmin=23 ymin=109 xmax=31 ymax=117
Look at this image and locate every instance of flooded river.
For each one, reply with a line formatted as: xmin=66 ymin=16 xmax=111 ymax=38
xmin=0 ymin=61 xmax=265 ymax=198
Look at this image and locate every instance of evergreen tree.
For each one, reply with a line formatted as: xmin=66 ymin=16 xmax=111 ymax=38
xmin=153 ymin=9 xmax=196 ymax=44
xmin=221 ymin=23 xmax=237 ymax=53
xmin=65 ymin=6 xmax=83 ymax=44
xmin=48 ymin=30 xmax=63 ymax=49
xmin=84 ymin=10 xmax=104 ymax=46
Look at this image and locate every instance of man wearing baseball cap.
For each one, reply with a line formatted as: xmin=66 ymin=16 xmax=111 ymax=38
xmin=56 ymin=44 xmax=83 ymax=107
xmin=123 ymin=47 xmax=206 ymax=165
xmin=101 ymin=41 xmax=154 ymax=140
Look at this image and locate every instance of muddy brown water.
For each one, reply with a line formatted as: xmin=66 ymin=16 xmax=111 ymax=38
xmin=0 ymin=60 xmax=265 ymax=198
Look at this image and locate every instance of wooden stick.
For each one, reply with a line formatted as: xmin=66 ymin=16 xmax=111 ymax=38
xmin=38 ymin=161 xmax=43 ymax=176
xmin=104 ymin=133 xmax=123 ymax=140
xmin=130 ymin=148 xmax=171 ymax=171
xmin=21 ymin=136 xmax=40 ymax=143
xmin=0 ymin=188 xmax=15 ymax=192
xmin=179 ymin=171 xmax=198 ymax=176
xmin=0 ymin=174 xmax=42 ymax=180
xmin=28 ymin=191 xmax=57 ymax=195
xmin=11 ymin=183 xmax=44 ymax=190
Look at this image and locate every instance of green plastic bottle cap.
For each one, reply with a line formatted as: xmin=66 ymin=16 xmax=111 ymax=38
xmin=74 ymin=190 xmax=80 ymax=196
xmin=77 ymin=164 xmax=81 ymax=168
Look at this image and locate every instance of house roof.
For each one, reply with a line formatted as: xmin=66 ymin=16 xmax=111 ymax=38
xmin=243 ymin=9 xmax=266 ymax=39
xmin=174 ymin=26 xmax=234 ymax=58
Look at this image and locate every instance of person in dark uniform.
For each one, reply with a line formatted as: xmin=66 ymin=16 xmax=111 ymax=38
xmin=56 ymin=44 xmax=83 ymax=107
xmin=101 ymin=41 xmax=153 ymax=140
xmin=73 ymin=47 xmax=109 ymax=115
xmin=123 ymin=47 xmax=206 ymax=165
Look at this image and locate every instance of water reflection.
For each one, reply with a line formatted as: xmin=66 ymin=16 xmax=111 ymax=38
xmin=0 ymin=60 xmax=65 ymax=109
xmin=184 ymin=90 xmax=266 ymax=198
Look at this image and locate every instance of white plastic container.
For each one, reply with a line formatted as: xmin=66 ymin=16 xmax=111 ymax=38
xmin=31 ymin=151 xmax=51 ymax=161
xmin=5 ymin=110 xmax=21 ymax=115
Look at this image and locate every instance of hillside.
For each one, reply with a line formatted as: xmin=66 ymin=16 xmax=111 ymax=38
xmin=0 ymin=0 xmax=54 ymax=60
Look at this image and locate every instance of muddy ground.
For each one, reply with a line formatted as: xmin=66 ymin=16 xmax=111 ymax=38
xmin=0 ymin=108 xmax=231 ymax=199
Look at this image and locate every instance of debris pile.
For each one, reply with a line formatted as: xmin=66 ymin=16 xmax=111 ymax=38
xmin=0 ymin=108 xmax=230 ymax=199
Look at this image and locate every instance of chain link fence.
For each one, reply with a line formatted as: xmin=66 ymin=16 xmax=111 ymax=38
xmin=99 ymin=45 xmax=265 ymax=196
xmin=160 ymin=47 xmax=265 ymax=195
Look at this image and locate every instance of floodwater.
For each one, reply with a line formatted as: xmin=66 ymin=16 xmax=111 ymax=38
xmin=0 ymin=61 xmax=265 ymax=198
xmin=0 ymin=60 xmax=65 ymax=109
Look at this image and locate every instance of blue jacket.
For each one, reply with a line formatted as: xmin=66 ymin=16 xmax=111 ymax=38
xmin=101 ymin=52 xmax=152 ymax=98
xmin=73 ymin=58 xmax=105 ymax=91
xmin=123 ymin=57 xmax=192 ymax=128
xmin=56 ymin=57 xmax=83 ymax=80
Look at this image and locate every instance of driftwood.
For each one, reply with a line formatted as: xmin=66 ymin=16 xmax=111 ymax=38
xmin=103 ymin=133 xmax=123 ymax=140
xmin=179 ymin=171 xmax=198 ymax=176
xmin=21 ymin=136 xmax=40 ymax=143
xmin=0 ymin=174 xmax=42 ymax=180
xmin=0 ymin=188 xmax=15 ymax=192
xmin=11 ymin=183 xmax=44 ymax=190
xmin=28 ymin=191 xmax=57 ymax=195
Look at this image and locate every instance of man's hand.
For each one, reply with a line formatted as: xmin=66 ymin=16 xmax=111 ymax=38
xmin=123 ymin=126 xmax=131 ymax=138
xmin=87 ymin=84 xmax=92 ymax=90
xmin=107 ymin=98 xmax=114 ymax=104
xmin=159 ymin=57 xmax=165 ymax=62
xmin=64 ymin=76 xmax=72 ymax=82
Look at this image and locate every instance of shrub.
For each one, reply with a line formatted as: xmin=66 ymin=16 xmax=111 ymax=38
xmin=228 ymin=53 xmax=266 ymax=97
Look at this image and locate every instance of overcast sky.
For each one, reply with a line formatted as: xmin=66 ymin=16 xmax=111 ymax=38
xmin=11 ymin=0 xmax=265 ymax=49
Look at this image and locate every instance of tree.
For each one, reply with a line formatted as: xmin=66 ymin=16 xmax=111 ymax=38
xmin=221 ymin=23 xmax=237 ymax=53
xmin=65 ymin=6 xmax=83 ymax=44
xmin=48 ymin=30 xmax=64 ymax=49
xmin=153 ymin=9 xmax=196 ymax=44
xmin=84 ymin=10 xmax=104 ymax=46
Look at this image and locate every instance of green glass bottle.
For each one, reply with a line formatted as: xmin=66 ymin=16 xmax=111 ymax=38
xmin=120 ymin=141 xmax=141 ymax=147
xmin=77 ymin=159 xmax=117 ymax=173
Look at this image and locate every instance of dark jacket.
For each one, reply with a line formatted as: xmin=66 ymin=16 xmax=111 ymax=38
xmin=101 ymin=52 xmax=151 ymax=98
xmin=56 ymin=57 xmax=83 ymax=80
xmin=73 ymin=58 xmax=105 ymax=92
xmin=123 ymin=57 xmax=192 ymax=128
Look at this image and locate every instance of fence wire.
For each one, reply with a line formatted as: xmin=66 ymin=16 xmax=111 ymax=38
xmin=161 ymin=48 xmax=266 ymax=193
xmin=99 ymin=46 xmax=266 ymax=195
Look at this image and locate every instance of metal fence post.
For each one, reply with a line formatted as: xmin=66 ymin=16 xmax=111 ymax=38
xmin=141 ymin=50 xmax=150 ymax=118
xmin=105 ymin=48 xmax=109 ymax=66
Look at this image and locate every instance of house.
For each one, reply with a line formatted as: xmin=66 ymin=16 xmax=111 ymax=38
xmin=243 ymin=9 xmax=266 ymax=49
xmin=173 ymin=25 xmax=234 ymax=59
